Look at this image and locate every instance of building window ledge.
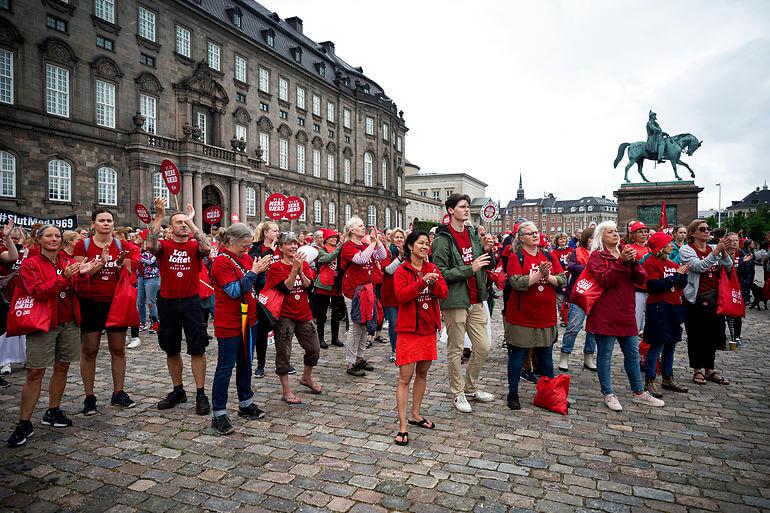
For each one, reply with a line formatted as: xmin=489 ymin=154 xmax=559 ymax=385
xmin=278 ymin=99 xmax=291 ymax=109
xmin=257 ymin=90 xmax=272 ymax=101
xmin=44 ymin=199 xmax=76 ymax=207
xmin=233 ymin=79 xmax=250 ymax=91
xmin=174 ymin=52 xmax=194 ymax=67
xmin=207 ymin=67 xmax=224 ymax=79
xmin=296 ymin=106 xmax=307 ymax=115
xmin=43 ymin=0 xmax=76 ymax=16
xmin=0 ymin=197 xmax=25 ymax=207
xmin=91 ymin=15 xmax=121 ymax=34
xmin=136 ymin=35 xmax=160 ymax=53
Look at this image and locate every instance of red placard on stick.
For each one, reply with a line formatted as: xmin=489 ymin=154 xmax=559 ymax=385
xmin=134 ymin=203 xmax=152 ymax=225
xmin=442 ymin=213 xmax=451 ymax=225
xmin=285 ymin=196 xmax=304 ymax=220
xmin=160 ymin=159 xmax=181 ymax=196
xmin=203 ymin=205 xmax=223 ymax=225
xmin=231 ymin=212 xmax=240 ymax=223
xmin=265 ymin=193 xmax=287 ymax=220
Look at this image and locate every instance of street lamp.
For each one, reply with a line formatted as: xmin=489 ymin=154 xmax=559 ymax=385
xmin=716 ymin=183 xmax=722 ymax=228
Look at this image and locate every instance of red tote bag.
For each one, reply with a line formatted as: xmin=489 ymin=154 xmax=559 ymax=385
xmin=532 ymin=374 xmax=570 ymax=415
xmin=106 ymin=267 xmax=139 ymax=329
xmin=257 ymin=287 xmax=284 ymax=319
xmin=570 ymin=267 xmax=604 ymax=315
xmin=717 ymin=269 xmax=745 ymax=318
xmin=6 ymin=287 xmax=51 ymax=336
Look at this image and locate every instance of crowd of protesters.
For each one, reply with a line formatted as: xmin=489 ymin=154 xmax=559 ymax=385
xmin=1 ymin=194 xmax=768 ymax=447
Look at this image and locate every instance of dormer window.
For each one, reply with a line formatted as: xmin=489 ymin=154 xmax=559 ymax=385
xmin=363 ymin=84 xmax=370 ymax=93
xmin=262 ymin=28 xmax=275 ymax=47
xmin=316 ymin=62 xmax=326 ymax=77
xmin=227 ymin=7 xmax=243 ymax=28
xmin=290 ymin=46 xmax=302 ymax=63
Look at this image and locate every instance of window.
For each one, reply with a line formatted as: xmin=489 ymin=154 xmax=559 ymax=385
xmin=396 ymin=136 xmax=402 ymax=152
xmin=95 ymin=80 xmax=116 ymax=128
xmin=297 ymin=117 xmax=305 ymax=126
xmin=95 ymin=0 xmax=115 ymax=23
xmin=234 ymin=55 xmax=247 ymax=82
xmin=314 ymin=200 xmax=322 ymax=224
xmin=365 ymin=116 xmax=374 ymax=135
xmin=235 ymin=124 xmax=247 ymax=143
xmin=208 ymin=42 xmax=221 ymax=72
xmin=397 ymin=175 xmax=402 ymax=195
xmin=327 ymin=129 xmax=334 ymax=138
xmin=153 ymin=172 xmax=169 ymax=203
xmin=312 ymin=94 xmax=321 ymax=116
xmin=96 ymin=35 xmax=114 ymax=52
xmin=246 ymin=187 xmax=256 ymax=216
xmin=364 ymin=153 xmax=373 ymax=186
xmin=313 ymin=124 xmax=320 ymax=133
xmin=138 ymin=6 xmax=156 ymax=42
xmin=279 ymin=110 xmax=288 ymax=119
xmin=196 ymin=112 xmax=207 ymax=142
xmin=47 ymin=15 xmax=67 ymax=33
xmin=0 ymin=0 xmax=8 ymax=10
xmin=344 ymin=204 xmax=352 ymax=223
xmin=296 ymin=144 xmax=305 ymax=174
xmin=343 ymin=108 xmax=351 ymax=129
xmin=175 ymin=26 xmax=191 ymax=58
xmin=0 ymin=151 xmax=15 ymax=197
xmin=48 ymin=160 xmax=71 ymax=202
xmin=258 ymin=67 xmax=269 ymax=93
xmin=433 ymin=191 xmax=440 ymax=200
xmin=343 ymin=158 xmax=351 ymax=184
xmin=383 ymin=123 xmax=389 ymax=141
xmin=291 ymin=46 xmax=302 ymax=63
xmin=232 ymin=9 xmax=242 ymax=28
xmin=296 ymin=86 xmax=306 ymax=109
xmin=279 ymin=138 xmax=288 ymax=170
xmin=97 ymin=166 xmax=117 ymax=205
xmin=259 ymin=132 xmax=269 ymax=164
xmin=236 ymin=92 xmax=246 ymax=104
xmin=344 ymin=134 xmax=350 ymax=144
xmin=299 ymin=197 xmax=306 ymax=221
xmin=381 ymin=158 xmax=388 ymax=189
xmin=327 ymin=102 xmax=335 ymax=122
xmin=140 ymin=94 xmax=156 ymax=134
xmin=318 ymin=62 xmax=326 ymax=78
xmin=139 ymin=53 xmax=155 ymax=67
xmin=328 ymin=202 xmax=336 ymax=225
xmin=446 ymin=190 xmax=453 ymax=199
xmin=278 ymin=77 xmax=288 ymax=101
xmin=262 ymin=28 xmax=275 ymax=47
xmin=46 ymin=64 xmax=69 ymax=117
xmin=0 ymin=49 xmax=12 ymax=105
xmin=397 ymin=211 xmax=403 ymax=229
xmin=367 ymin=205 xmax=377 ymax=227
xmin=312 ymin=149 xmax=321 ymax=177
xmin=385 ymin=207 xmax=392 ymax=229
xmin=260 ymin=102 xmax=269 ymax=112
xmin=327 ymin=154 xmax=335 ymax=181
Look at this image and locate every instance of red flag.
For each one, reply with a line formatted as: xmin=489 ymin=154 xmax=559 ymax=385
xmin=658 ymin=201 xmax=668 ymax=230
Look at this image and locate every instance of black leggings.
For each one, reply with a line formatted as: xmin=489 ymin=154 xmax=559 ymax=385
xmin=314 ymin=294 xmax=346 ymax=344
xmin=684 ymin=299 xmax=725 ymax=369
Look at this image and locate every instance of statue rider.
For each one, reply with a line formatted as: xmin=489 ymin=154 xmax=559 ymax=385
xmin=646 ymin=111 xmax=668 ymax=163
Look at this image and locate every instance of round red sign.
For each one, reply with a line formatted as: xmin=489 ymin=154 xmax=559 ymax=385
xmin=134 ymin=203 xmax=152 ymax=224
xmin=203 ymin=205 xmax=223 ymax=225
xmin=265 ymin=193 xmax=287 ymax=220
xmin=160 ymin=159 xmax=181 ymax=195
xmin=442 ymin=214 xmax=450 ymax=225
xmin=482 ymin=203 xmax=497 ymax=222
xmin=284 ymin=196 xmax=304 ymax=220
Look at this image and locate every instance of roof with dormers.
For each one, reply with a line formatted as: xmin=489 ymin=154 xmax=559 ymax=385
xmin=726 ymin=184 xmax=770 ymax=211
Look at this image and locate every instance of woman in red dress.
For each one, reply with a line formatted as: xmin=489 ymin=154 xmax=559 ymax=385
xmin=392 ymin=230 xmax=448 ymax=446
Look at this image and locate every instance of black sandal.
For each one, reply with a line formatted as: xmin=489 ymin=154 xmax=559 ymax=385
xmin=408 ymin=417 xmax=435 ymax=430
xmin=394 ymin=432 xmax=409 ymax=446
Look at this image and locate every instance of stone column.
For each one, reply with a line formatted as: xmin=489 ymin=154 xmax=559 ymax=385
xmin=239 ymin=180 xmax=247 ymax=223
xmin=193 ymin=172 xmax=203 ymax=225
xmin=230 ymin=178 xmax=240 ymax=225
xmin=182 ymin=171 xmax=193 ymax=211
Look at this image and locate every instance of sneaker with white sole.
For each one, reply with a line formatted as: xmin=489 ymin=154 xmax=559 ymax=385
xmin=466 ymin=390 xmax=494 ymax=403
xmin=454 ymin=394 xmax=472 ymax=413
xmin=558 ymin=353 xmax=570 ymax=372
xmin=604 ymin=394 xmax=623 ymax=411
xmin=632 ymin=391 xmax=665 ymax=407
xmin=126 ymin=337 xmax=141 ymax=349
xmin=0 ymin=363 xmax=11 ymax=374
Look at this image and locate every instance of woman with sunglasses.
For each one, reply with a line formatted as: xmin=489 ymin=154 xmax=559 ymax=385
xmin=679 ymin=220 xmax=735 ymax=386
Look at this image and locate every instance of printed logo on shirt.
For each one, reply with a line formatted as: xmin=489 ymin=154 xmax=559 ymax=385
xmin=461 ymin=246 xmax=474 ymax=265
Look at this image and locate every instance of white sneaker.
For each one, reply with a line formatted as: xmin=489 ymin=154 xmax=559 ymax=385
xmin=604 ymin=394 xmax=623 ymax=411
xmin=0 ymin=364 xmax=10 ymax=375
xmin=583 ymin=353 xmax=596 ymax=371
xmin=454 ymin=394 xmax=473 ymax=413
xmin=126 ymin=337 xmax=142 ymax=349
xmin=632 ymin=391 xmax=665 ymax=407
xmin=466 ymin=390 xmax=495 ymax=403
xmin=558 ymin=353 xmax=570 ymax=371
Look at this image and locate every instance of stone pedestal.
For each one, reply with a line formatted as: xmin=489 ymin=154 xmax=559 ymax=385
xmin=614 ymin=181 xmax=703 ymax=230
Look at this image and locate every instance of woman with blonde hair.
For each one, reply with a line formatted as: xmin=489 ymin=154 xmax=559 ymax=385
xmin=248 ymin=220 xmax=282 ymax=378
xmin=61 ymin=231 xmax=80 ymax=257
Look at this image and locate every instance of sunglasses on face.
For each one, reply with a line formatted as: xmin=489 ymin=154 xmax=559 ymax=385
xmin=522 ymin=232 xmax=539 ymax=237
xmin=697 ymin=226 xmax=711 ymax=233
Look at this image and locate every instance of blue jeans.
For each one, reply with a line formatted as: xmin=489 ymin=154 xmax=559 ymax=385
xmin=384 ymin=306 xmax=398 ymax=352
xmin=507 ymin=345 xmax=554 ymax=396
xmin=211 ymin=323 xmax=257 ymax=417
xmin=644 ymin=341 xmax=676 ymax=380
xmin=136 ymin=276 xmax=160 ymax=324
xmin=595 ymin=334 xmax=643 ymax=396
xmin=561 ymin=303 xmax=596 ymax=354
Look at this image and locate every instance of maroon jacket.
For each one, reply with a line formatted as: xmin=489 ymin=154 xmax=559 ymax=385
xmin=394 ymin=260 xmax=448 ymax=335
xmin=585 ymin=248 xmax=646 ymax=337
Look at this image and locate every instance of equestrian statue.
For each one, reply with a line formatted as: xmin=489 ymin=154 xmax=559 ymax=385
xmin=613 ymin=111 xmax=702 ymax=183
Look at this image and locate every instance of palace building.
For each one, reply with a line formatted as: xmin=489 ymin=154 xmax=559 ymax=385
xmin=0 ymin=0 xmax=408 ymax=230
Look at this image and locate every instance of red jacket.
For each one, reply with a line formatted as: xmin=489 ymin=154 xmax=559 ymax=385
xmin=380 ymin=254 xmax=400 ymax=308
xmin=394 ymin=260 xmax=448 ymax=335
xmin=586 ymin=248 xmax=647 ymax=337
xmin=18 ymin=253 xmax=82 ymax=328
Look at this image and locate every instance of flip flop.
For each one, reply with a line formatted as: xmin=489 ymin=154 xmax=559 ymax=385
xmin=394 ymin=431 xmax=409 ymax=446
xmin=408 ymin=417 xmax=435 ymax=430
xmin=299 ymin=381 xmax=323 ymax=395
xmin=281 ymin=396 xmax=303 ymax=404
xmin=705 ymin=372 xmax=730 ymax=385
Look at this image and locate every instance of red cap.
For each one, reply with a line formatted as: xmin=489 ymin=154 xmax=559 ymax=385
xmin=512 ymin=223 xmax=521 ymax=235
xmin=505 ymin=230 xmax=511 ymax=235
xmin=538 ymin=233 xmax=549 ymax=247
xmin=629 ymin=221 xmax=649 ymax=233
xmin=305 ymin=235 xmax=313 ymax=243
xmin=139 ymin=229 xmax=149 ymax=240
xmin=647 ymin=232 xmax=673 ymax=254
xmin=321 ymin=228 xmax=339 ymax=242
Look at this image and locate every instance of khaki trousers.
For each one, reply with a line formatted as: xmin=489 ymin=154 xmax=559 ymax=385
xmin=344 ymin=297 xmax=368 ymax=365
xmin=444 ymin=303 xmax=490 ymax=396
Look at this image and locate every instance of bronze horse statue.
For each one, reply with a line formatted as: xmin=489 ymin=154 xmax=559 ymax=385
xmin=613 ymin=133 xmax=702 ymax=183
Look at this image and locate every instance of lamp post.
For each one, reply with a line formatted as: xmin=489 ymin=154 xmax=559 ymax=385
xmin=716 ymin=183 xmax=722 ymax=228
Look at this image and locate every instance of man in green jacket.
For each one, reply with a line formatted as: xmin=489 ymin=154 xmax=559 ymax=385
xmin=432 ymin=194 xmax=496 ymax=413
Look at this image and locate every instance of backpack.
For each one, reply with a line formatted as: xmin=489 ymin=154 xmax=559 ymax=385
xmin=83 ymin=237 xmax=123 ymax=253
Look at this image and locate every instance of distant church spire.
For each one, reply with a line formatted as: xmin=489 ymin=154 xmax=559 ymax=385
xmin=516 ymin=173 xmax=525 ymax=200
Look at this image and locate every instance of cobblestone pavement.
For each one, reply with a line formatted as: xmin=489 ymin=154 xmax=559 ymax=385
xmin=1 ymin=303 xmax=769 ymax=513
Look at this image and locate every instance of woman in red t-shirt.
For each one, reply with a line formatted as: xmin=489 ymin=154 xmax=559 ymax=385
xmin=550 ymin=232 xmax=573 ymax=326
xmin=392 ymin=230 xmax=447 ymax=446
xmin=503 ymin=222 xmax=566 ymax=411
xmin=265 ymin=232 xmax=322 ymax=404
xmin=312 ymin=229 xmax=345 ymax=350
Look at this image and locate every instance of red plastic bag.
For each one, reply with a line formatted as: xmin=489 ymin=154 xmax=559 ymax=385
xmin=532 ymin=374 xmax=570 ymax=415
xmin=106 ymin=267 xmax=139 ymax=328
xmin=638 ymin=340 xmax=662 ymax=374
xmin=570 ymin=268 xmax=604 ymax=315
xmin=717 ymin=269 xmax=745 ymax=318
xmin=6 ymin=287 xmax=51 ymax=336
xmin=560 ymin=301 xmax=570 ymax=324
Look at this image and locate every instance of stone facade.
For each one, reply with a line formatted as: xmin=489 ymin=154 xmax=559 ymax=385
xmin=614 ymin=181 xmax=702 ymax=231
xmin=0 ymin=0 xmax=407 ymax=231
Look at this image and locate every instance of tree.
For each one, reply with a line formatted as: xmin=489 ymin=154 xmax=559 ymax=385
xmin=724 ymin=206 xmax=770 ymax=241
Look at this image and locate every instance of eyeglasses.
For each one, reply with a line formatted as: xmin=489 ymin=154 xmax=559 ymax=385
xmin=697 ymin=226 xmax=711 ymax=232
xmin=522 ymin=231 xmax=539 ymax=237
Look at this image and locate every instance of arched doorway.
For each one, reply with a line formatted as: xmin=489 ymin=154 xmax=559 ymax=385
xmin=202 ymin=184 xmax=223 ymax=234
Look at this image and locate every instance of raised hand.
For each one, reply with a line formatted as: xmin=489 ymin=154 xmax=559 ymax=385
xmin=116 ymin=249 xmax=131 ymax=265
xmin=293 ymin=252 xmax=306 ymax=270
xmin=2 ymin=219 xmax=13 ymax=238
xmin=369 ymin=226 xmax=378 ymax=241
xmin=676 ymin=263 xmax=690 ymax=274
xmin=184 ymin=203 xmax=196 ymax=222
xmin=620 ymin=247 xmax=636 ymax=263
xmin=471 ymin=253 xmax=491 ymax=272
xmin=423 ymin=272 xmax=439 ymax=286
xmin=252 ymin=254 xmax=272 ymax=273
xmin=64 ymin=261 xmax=80 ymax=278
xmin=154 ymin=196 xmax=167 ymax=217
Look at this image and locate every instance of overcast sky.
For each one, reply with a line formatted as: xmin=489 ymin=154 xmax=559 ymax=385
xmin=274 ymin=0 xmax=769 ymax=210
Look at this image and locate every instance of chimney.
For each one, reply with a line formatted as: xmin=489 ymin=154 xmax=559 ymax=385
xmin=319 ymin=41 xmax=335 ymax=53
xmin=285 ymin=16 xmax=303 ymax=34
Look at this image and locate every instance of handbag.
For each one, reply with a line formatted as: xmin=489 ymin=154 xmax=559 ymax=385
xmin=717 ymin=269 xmax=745 ymax=318
xmin=106 ymin=267 xmax=139 ymax=328
xmin=257 ymin=287 xmax=284 ymax=320
xmin=570 ymin=267 xmax=604 ymax=315
xmin=532 ymin=374 xmax=570 ymax=415
xmin=6 ymin=286 xmax=51 ymax=336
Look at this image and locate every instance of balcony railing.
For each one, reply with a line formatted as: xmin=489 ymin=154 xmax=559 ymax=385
xmin=146 ymin=134 xmax=178 ymax=151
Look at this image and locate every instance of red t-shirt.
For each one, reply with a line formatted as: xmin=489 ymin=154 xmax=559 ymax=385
xmin=265 ymin=260 xmax=315 ymax=322
xmin=73 ymin=238 xmax=123 ymax=302
xmin=448 ymin=225 xmax=479 ymax=304
xmin=551 ymin=247 xmax=573 ymax=269
xmin=694 ymin=246 xmax=720 ymax=294
xmin=56 ymin=252 xmax=77 ymax=324
xmin=156 ymin=238 xmax=203 ymax=299
xmin=209 ymin=249 xmax=257 ymax=339
xmin=643 ymin=256 xmax=683 ymax=305
xmin=340 ymin=241 xmax=374 ymax=299
xmin=504 ymin=249 xmax=563 ymax=328
xmin=371 ymin=260 xmax=383 ymax=285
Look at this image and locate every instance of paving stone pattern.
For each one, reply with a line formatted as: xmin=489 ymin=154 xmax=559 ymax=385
xmin=1 ymin=305 xmax=769 ymax=513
